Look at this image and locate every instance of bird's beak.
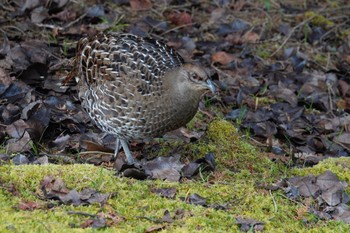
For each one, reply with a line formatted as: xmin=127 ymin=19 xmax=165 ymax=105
xmin=206 ymin=79 xmax=216 ymax=94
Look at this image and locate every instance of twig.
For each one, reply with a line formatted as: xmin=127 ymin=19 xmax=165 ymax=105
xmin=35 ymin=23 xmax=64 ymax=30
xmin=198 ymin=108 xmax=214 ymax=120
xmin=333 ymin=139 xmax=350 ymax=152
xmin=2 ymin=25 xmax=25 ymax=34
xmin=136 ymin=216 xmax=162 ymax=224
xmin=0 ymin=2 xmax=15 ymax=12
xmin=327 ymin=77 xmax=336 ymax=117
xmin=320 ymin=21 xmax=348 ymax=42
xmin=244 ymin=135 xmax=266 ymax=147
xmin=159 ymin=23 xmax=195 ymax=36
xmin=275 ymin=193 xmax=307 ymax=206
xmin=270 ymin=15 xmax=316 ymax=57
xmin=64 ymin=12 xmax=87 ymax=29
xmin=210 ymin=64 xmax=236 ymax=81
xmin=67 ymin=211 xmax=97 ymax=217
xmin=316 ymin=5 xmax=350 ymax=13
xmin=78 ymin=151 xmax=113 ymax=155
xmin=269 ymin=190 xmax=278 ymax=213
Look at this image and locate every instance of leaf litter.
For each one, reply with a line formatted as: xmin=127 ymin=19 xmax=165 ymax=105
xmin=273 ymin=170 xmax=350 ymax=223
xmin=1 ymin=0 xmax=350 ymax=229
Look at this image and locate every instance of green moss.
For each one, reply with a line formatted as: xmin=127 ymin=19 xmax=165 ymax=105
xmin=292 ymin=157 xmax=350 ymax=183
xmin=206 ymin=120 xmax=274 ymax=178
xmin=1 ymin=127 xmax=350 ymax=232
xmin=207 ymin=119 xmax=238 ymax=143
xmin=182 ymin=141 xmax=216 ymax=161
xmin=145 ymin=140 xmax=183 ymax=159
xmin=256 ymin=44 xmax=274 ymax=60
xmin=255 ymin=96 xmax=277 ymax=106
xmin=313 ymin=53 xmax=329 ymax=66
xmin=305 ymin=11 xmax=334 ymax=28
xmin=186 ymin=111 xmax=205 ymax=131
xmin=1 ymin=162 xmax=349 ymax=232
xmin=340 ymin=29 xmax=350 ymax=38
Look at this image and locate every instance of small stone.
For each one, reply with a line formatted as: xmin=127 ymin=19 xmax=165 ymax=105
xmin=12 ymin=154 xmax=29 ymax=165
xmin=0 ymin=154 xmax=10 ymax=162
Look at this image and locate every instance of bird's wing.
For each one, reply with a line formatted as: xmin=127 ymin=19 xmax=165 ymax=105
xmin=76 ymin=33 xmax=184 ymax=90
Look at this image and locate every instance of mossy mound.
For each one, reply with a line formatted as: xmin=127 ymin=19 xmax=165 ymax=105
xmin=293 ymin=157 xmax=350 ymax=185
xmin=1 ymin=120 xmax=349 ymax=232
xmin=206 ymin=120 xmax=276 ymax=180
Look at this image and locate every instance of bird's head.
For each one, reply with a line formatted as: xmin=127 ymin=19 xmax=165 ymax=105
xmin=175 ymin=63 xmax=216 ymax=95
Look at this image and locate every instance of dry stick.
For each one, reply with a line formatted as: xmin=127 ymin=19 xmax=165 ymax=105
xmin=333 ymin=140 xmax=350 ymax=152
xmin=159 ymin=23 xmax=195 ymax=36
xmin=1 ymin=25 xmax=25 ymax=34
xmin=198 ymin=108 xmax=214 ymax=120
xmin=150 ymin=22 xmax=195 ymax=47
xmin=210 ymin=64 xmax=236 ymax=81
xmin=269 ymin=190 xmax=278 ymax=213
xmin=49 ymin=58 xmax=71 ymax=71
xmin=270 ymin=15 xmax=316 ymax=57
xmin=317 ymin=5 xmax=350 ymax=13
xmin=326 ymin=52 xmax=331 ymax=71
xmin=327 ymin=81 xmax=336 ymax=117
xmin=151 ymin=3 xmax=192 ymax=16
xmin=36 ymin=13 xmax=87 ymax=30
xmin=67 ymin=211 xmax=97 ymax=217
xmin=64 ymin=12 xmax=87 ymax=29
xmin=79 ymin=151 xmax=113 ymax=155
xmin=320 ymin=21 xmax=348 ymax=42
xmin=46 ymin=154 xmax=76 ymax=163
xmin=276 ymin=193 xmax=307 ymax=206
xmin=148 ymin=21 xmax=169 ymax=35
xmin=35 ymin=23 xmax=64 ymax=30
xmin=246 ymin=3 xmax=273 ymax=22
xmin=0 ymin=1 xmax=15 ymax=11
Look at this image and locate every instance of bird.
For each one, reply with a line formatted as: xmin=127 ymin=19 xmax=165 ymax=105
xmin=65 ymin=33 xmax=215 ymax=164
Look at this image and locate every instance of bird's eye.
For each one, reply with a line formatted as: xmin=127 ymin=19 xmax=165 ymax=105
xmin=191 ymin=73 xmax=200 ymax=81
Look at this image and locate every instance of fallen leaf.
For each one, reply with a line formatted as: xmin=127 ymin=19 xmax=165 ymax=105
xmin=211 ymin=51 xmax=237 ymax=65
xmin=151 ymin=188 xmax=177 ymax=199
xmin=18 ymin=201 xmax=41 ymax=211
xmin=236 ymin=217 xmax=265 ymax=232
xmin=167 ymin=11 xmax=192 ymax=28
xmin=334 ymin=133 xmax=350 ymax=146
xmin=129 ymin=0 xmax=152 ymax=11
xmin=145 ymin=224 xmax=165 ymax=233
xmin=243 ymin=31 xmax=260 ymax=43
xmin=6 ymin=131 xmax=32 ymax=154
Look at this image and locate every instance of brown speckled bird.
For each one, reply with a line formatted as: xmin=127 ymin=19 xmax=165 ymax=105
xmin=66 ymin=33 xmax=215 ymax=163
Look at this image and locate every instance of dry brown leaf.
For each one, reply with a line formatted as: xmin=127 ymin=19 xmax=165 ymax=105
xmin=233 ymin=0 xmax=245 ymax=11
xmin=243 ymin=31 xmax=260 ymax=43
xmin=18 ymin=201 xmax=41 ymax=211
xmin=336 ymin=98 xmax=350 ymax=110
xmin=338 ymin=80 xmax=350 ymax=97
xmin=145 ymin=224 xmax=165 ymax=233
xmin=334 ymin=133 xmax=350 ymax=145
xmin=211 ymin=51 xmax=236 ymax=65
xmin=129 ymin=0 xmax=152 ymax=11
xmin=168 ymin=11 xmax=192 ymax=27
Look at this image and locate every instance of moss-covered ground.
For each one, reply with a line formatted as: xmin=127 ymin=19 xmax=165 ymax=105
xmin=1 ymin=120 xmax=349 ymax=232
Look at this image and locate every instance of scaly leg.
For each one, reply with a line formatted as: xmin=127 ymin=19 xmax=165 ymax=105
xmin=113 ymin=138 xmax=121 ymax=159
xmin=120 ymin=139 xmax=134 ymax=164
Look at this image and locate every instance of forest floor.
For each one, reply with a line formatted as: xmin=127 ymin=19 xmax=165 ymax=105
xmin=1 ymin=0 xmax=350 ymax=232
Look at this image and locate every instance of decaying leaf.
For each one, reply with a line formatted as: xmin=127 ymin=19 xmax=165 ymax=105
xmin=274 ymin=170 xmax=350 ymax=223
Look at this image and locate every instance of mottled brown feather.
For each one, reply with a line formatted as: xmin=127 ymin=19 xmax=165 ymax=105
xmin=67 ymin=33 xmax=213 ymax=144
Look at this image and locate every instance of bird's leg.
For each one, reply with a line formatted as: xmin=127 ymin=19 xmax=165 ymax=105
xmin=120 ymin=139 xmax=135 ymax=164
xmin=113 ymin=138 xmax=121 ymax=159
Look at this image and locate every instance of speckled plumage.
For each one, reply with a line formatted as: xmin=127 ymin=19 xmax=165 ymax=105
xmin=67 ymin=33 xmax=215 ymax=163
